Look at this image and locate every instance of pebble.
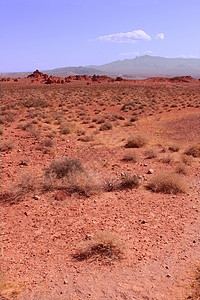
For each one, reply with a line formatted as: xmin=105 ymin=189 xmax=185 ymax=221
xmin=144 ymin=163 xmax=147 ymax=166
xmin=147 ymin=169 xmax=154 ymax=174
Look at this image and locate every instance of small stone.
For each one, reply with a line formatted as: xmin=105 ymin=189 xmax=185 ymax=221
xmin=144 ymin=163 xmax=147 ymax=166
xmin=33 ymin=195 xmax=40 ymax=200
xmin=166 ymin=274 xmax=171 ymax=278
xmin=147 ymin=169 xmax=154 ymax=174
xmin=63 ymin=279 xmax=67 ymax=284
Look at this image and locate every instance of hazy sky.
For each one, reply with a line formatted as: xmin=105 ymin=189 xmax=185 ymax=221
xmin=1 ymin=0 xmax=200 ymax=72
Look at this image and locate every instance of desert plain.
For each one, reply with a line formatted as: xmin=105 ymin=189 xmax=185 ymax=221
xmin=0 ymin=72 xmax=200 ymax=299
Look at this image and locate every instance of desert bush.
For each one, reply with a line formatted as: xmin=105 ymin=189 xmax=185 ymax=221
xmin=121 ymin=102 xmax=135 ymax=111
xmin=175 ymin=163 xmax=188 ymax=175
xmin=104 ymin=177 xmax=118 ymax=192
xmin=146 ymin=171 xmax=187 ymax=194
xmin=184 ymin=144 xmax=200 ymax=157
xmin=43 ymin=157 xmax=101 ymax=195
xmin=17 ymin=121 xmax=32 ymax=130
xmin=168 ymin=142 xmax=181 ymax=152
xmin=0 ymin=139 xmax=14 ymax=151
xmin=188 ymin=264 xmax=200 ymax=299
xmin=73 ymin=231 xmax=126 ymax=261
xmin=125 ymin=135 xmax=147 ymax=148
xmin=47 ymin=157 xmax=84 ymax=178
xmin=124 ymin=121 xmax=136 ymax=127
xmin=181 ymin=153 xmax=193 ymax=165
xmin=78 ymin=135 xmax=95 ymax=142
xmin=17 ymin=171 xmax=37 ymax=192
xmin=21 ymin=98 xmax=49 ymax=108
xmin=60 ymin=170 xmax=101 ymax=195
xmin=6 ymin=171 xmax=37 ymax=200
xmin=60 ymin=122 xmax=80 ymax=135
xmin=159 ymin=154 xmax=172 ymax=164
xmin=99 ymin=122 xmax=113 ymax=131
xmin=130 ymin=116 xmax=139 ymax=122
xmin=121 ymin=173 xmax=140 ymax=189
xmin=122 ymin=151 xmax=138 ymax=162
xmin=144 ymin=148 xmax=157 ymax=159
xmin=43 ymin=138 xmax=54 ymax=147
xmin=46 ymin=131 xmax=57 ymax=138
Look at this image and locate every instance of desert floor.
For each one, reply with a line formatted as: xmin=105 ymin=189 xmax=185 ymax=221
xmin=0 ymin=78 xmax=200 ymax=299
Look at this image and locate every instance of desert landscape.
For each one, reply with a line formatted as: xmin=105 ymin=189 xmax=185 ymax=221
xmin=0 ymin=71 xmax=200 ymax=299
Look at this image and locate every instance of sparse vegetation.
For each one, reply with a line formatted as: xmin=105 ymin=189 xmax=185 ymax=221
xmin=121 ymin=173 xmax=140 ymax=189
xmin=146 ymin=171 xmax=187 ymax=194
xmin=73 ymin=231 xmax=127 ymax=261
xmin=125 ymin=135 xmax=147 ymax=148
xmin=122 ymin=150 xmax=138 ymax=162
xmin=184 ymin=144 xmax=200 ymax=157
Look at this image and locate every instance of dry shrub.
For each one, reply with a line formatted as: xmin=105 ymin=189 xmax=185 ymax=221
xmin=184 ymin=144 xmax=200 ymax=157
xmin=47 ymin=157 xmax=84 ymax=178
xmin=175 ymin=163 xmax=188 ymax=175
xmin=99 ymin=122 xmax=113 ymax=131
xmin=168 ymin=142 xmax=181 ymax=152
xmin=125 ymin=135 xmax=147 ymax=148
xmin=146 ymin=171 xmax=187 ymax=194
xmin=61 ymin=170 xmax=101 ymax=195
xmin=6 ymin=171 xmax=37 ymax=200
xmin=0 ymin=139 xmax=14 ymax=151
xmin=121 ymin=173 xmax=140 ymax=189
xmin=78 ymin=135 xmax=95 ymax=142
xmin=73 ymin=231 xmax=127 ymax=262
xmin=104 ymin=177 xmax=118 ymax=192
xmin=17 ymin=121 xmax=32 ymax=130
xmin=122 ymin=151 xmax=138 ymax=162
xmin=43 ymin=138 xmax=54 ymax=147
xmin=159 ymin=154 xmax=172 ymax=164
xmin=181 ymin=153 xmax=193 ymax=166
xmin=144 ymin=148 xmax=157 ymax=159
xmin=60 ymin=122 xmax=77 ymax=134
xmin=43 ymin=157 xmax=101 ymax=195
xmin=188 ymin=264 xmax=200 ymax=299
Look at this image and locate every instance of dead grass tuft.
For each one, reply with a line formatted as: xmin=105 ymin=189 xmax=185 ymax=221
xmin=144 ymin=148 xmax=157 ymax=159
xmin=73 ymin=231 xmax=127 ymax=262
xmin=43 ymin=157 xmax=101 ymax=196
xmin=122 ymin=150 xmax=138 ymax=162
xmin=0 ymin=139 xmax=14 ymax=151
xmin=184 ymin=144 xmax=200 ymax=158
xmin=121 ymin=173 xmax=140 ymax=189
xmin=125 ymin=135 xmax=148 ymax=148
xmin=146 ymin=171 xmax=187 ymax=194
xmin=47 ymin=157 xmax=84 ymax=178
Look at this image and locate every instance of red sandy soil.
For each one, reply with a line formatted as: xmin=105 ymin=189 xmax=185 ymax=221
xmin=0 ymin=75 xmax=200 ymax=299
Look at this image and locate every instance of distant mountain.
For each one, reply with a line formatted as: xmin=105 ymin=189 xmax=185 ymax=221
xmin=0 ymin=56 xmax=200 ymax=79
xmin=44 ymin=66 xmax=107 ymax=77
xmin=87 ymin=55 xmax=200 ymax=78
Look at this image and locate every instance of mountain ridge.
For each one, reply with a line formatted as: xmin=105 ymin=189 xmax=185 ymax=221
xmin=0 ymin=55 xmax=200 ymax=79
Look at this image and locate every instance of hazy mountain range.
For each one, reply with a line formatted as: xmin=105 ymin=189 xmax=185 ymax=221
xmin=1 ymin=55 xmax=200 ymax=79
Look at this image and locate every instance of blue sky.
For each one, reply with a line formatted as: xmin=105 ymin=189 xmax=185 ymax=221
xmin=1 ymin=0 xmax=200 ymax=72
